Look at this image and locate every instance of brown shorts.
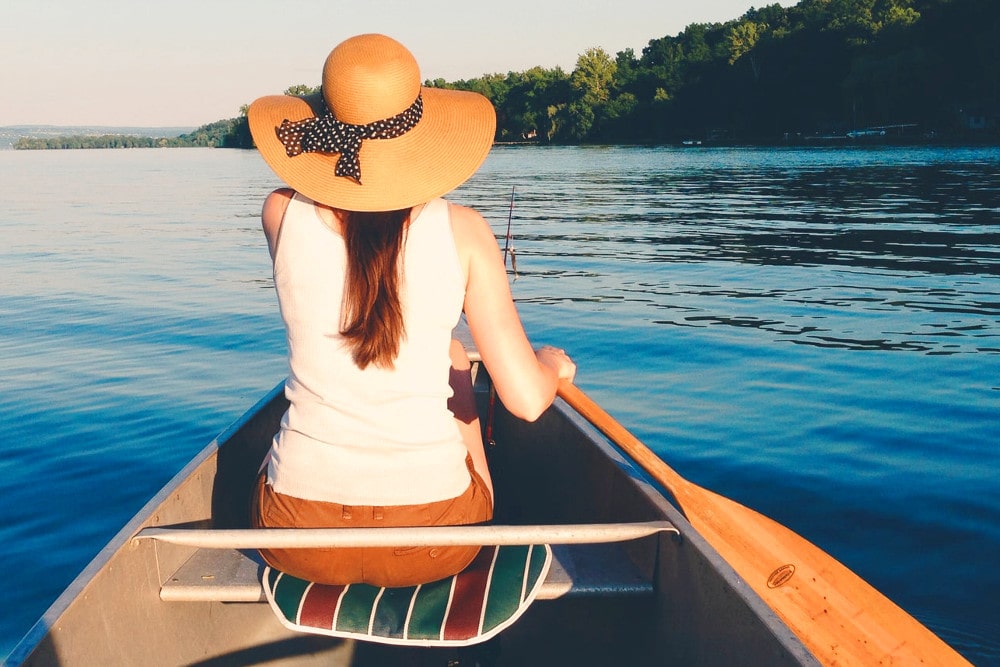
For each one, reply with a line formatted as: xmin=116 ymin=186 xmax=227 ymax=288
xmin=250 ymin=456 xmax=493 ymax=587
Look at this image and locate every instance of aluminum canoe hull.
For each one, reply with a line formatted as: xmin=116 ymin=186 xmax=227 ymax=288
xmin=7 ymin=371 xmax=816 ymax=666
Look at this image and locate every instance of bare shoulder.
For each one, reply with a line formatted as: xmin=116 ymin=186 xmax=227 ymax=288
xmin=262 ymin=188 xmax=295 ymax=259
xmin=447 ymin=201 xmax=485 ymax=226
xmin=263 ymin=188 xmax=295 ymax=221
xmin=448 ymin=201 xmax=498 ymax=251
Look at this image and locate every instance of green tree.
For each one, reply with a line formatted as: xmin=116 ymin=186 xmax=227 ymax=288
xmin=562 ymin=47 xmax=618 ymax=141
xmin=828 ymin=0 xmax=880 ymax=43
xmin=571 ymin=47 xmax=617 ymax=104
xmin=552 ymin=100 xmax=595 ymax=142
xmin=878 ymin=0 xmax=920 ymax=28
xmin=501 ymin=66 xmax=570 ymax=141
xmin=284 ymin=84 xmax=320 ymax=96
xmin=727 ymin=21 xmax=767 ymax=80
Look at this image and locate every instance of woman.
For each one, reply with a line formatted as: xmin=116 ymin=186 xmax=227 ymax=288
xmin=247 ymin=34 xmax=575 ymax=587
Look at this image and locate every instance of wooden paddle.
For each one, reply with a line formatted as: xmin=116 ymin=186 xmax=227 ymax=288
xmin=557 ymin=380 xmax=972 ymax=667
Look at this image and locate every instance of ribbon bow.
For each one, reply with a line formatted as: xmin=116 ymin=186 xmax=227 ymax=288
xmin=275 ymin=95 xmax=423 ymax=184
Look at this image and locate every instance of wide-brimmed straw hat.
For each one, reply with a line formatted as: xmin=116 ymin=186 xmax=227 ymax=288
xmin=249 ymin=34 xmax=496 ymax=212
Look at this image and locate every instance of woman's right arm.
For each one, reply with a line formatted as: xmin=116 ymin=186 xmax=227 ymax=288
xmin=452 ymin=203 xmax=575 ymax=422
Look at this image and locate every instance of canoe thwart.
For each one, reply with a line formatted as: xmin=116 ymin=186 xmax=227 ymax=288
xmin=135 ymin=520 xmax=677 ymax=549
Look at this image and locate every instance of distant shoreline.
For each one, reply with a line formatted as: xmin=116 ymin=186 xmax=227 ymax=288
xmin=0 ymin=125 xmax=196 ymax=150
xmin=4 ymin=124 xmax=999 ymax=152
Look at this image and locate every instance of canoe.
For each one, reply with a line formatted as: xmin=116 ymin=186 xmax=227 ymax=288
xmin=7 ymin=356 xmax=815 ymax=666
xmin=5 ymin=345 xmax=965 ymax=665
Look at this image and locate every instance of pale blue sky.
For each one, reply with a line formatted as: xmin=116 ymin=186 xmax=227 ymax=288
xmin=1 ymin=0 xmax=793 ymax=127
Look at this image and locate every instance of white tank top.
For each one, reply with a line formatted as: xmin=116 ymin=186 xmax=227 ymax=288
xmin=267 ymin=194 xmax=471 ymax=505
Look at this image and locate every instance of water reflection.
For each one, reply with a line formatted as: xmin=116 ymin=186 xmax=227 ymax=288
xmin=460 ymin=146 xmax=1000 ymax=356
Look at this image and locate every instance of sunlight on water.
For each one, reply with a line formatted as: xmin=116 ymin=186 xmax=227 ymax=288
xmin=1 ymin=145 xmax=998 ymax=663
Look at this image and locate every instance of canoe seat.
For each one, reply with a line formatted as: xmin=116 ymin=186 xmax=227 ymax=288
xmin=261 ymin=545 xmax=552 ymax=646
xmin=158 ymin=542 xmax=655 ymax=603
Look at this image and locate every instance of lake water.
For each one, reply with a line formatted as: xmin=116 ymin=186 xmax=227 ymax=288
xmin=1 ymin=145 xmax=998 ymax=665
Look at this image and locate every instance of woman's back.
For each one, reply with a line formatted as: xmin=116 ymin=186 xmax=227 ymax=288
xmin=269 ymin=194 xmax=470 ymax=506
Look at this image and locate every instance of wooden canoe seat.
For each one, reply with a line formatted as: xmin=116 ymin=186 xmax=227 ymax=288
xmin=139 ymin=521 xmax=674 ymax=603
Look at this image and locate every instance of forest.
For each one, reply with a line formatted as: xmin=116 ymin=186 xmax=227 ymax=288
xmin=438 ymin=0 xmax=999 ymax=144
xmin=15 ymin=0 xmax=999 ymax=149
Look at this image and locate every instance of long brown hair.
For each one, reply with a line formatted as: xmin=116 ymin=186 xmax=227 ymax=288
xmin=339 ymin=209 xmax=410 ymax=369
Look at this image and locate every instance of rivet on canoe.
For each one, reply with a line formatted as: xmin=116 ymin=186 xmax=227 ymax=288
xmin=767 ymin=564 xmax=796 ymax=588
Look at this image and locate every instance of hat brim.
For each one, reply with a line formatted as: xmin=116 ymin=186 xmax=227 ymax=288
xmin=249 ymin=88 xmax=496 ymax=212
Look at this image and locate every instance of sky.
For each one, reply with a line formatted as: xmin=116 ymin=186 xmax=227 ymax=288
xmin=0 ymin=0 xmax=795 ymax=128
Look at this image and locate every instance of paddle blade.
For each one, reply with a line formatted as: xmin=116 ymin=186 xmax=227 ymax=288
xmin=685 ymin=486 xmax=972 ymax=667
xmin=556 ymin=381 xmax=971 ymax=666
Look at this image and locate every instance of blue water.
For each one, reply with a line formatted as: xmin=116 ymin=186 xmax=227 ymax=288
xmin=1 ymin=145 xmax=998 ymax=664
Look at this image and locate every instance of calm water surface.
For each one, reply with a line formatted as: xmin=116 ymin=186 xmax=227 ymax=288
xmin=1 ymin=145 xmax=998 ymax=664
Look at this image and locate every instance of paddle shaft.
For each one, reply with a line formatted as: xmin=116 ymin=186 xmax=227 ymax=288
xmin=556 ymin=380 xmax=972 ymax=667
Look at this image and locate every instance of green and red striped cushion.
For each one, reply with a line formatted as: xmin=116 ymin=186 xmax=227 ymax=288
xmin=262 ymin=543 xmax=551 ymax=646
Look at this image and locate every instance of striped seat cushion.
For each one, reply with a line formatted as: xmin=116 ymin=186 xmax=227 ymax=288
xmin=263 ymin=543 xmax=552 ymax=646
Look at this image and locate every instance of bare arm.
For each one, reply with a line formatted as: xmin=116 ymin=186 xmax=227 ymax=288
xmin=261 ymin=188 xmax=294 ymax=260
xmin=451 ymin=203 xmax=575 ymax=421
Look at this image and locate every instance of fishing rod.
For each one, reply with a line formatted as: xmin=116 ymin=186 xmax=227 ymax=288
xmin=501 ymin=185 xmax=517 ymax=278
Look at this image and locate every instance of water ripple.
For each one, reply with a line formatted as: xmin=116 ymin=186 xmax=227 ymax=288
xmin=2 ymin=145 xmax=998 ymax=664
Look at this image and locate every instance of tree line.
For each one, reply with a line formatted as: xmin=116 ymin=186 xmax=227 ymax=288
xmin=16 ymin=0 xmax=999 ymax=150
xmin=14 ymin=119 xmax=249 ymax=150
xmin=432 ymin=0 xmax=998 ymax=144
xmin=243 ymin=0 xmax=999 ymax=146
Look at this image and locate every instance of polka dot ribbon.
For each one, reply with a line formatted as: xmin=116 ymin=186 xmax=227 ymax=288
xmin=275 ymin=94 xmax=423 ymax=184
